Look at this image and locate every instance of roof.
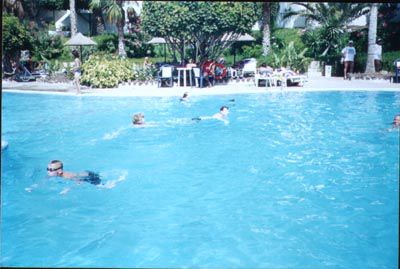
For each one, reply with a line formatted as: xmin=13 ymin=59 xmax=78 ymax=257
xmin=64 ymin=32 xmax=97 ymax=46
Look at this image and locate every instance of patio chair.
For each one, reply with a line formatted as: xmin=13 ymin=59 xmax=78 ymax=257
xmin=157 ymin=65 xmax=174 ymax=87
xmin=254 ymin=72 xmax=276 ymax=88
xmin=14 ymin=64 xmax=36 ymax=82
xmin=192 ymin=67 xmax=204 ymax=88
xmin=227 ymin=67 xmax=238 ymax=79
xmin=286 ymin=73 xmax=307 ymax=86
xmin=241 ymin=58 xmax=257 ymax=77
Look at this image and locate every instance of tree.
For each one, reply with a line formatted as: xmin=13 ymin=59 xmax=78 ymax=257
xmin=261 ymin=2 xmax=271 ymax=56
xmin=142 ymin=1 xmax=258 ymax=64
xmin=90 ymin=0 xmax=138 ymax=57
xmin=3 ymin=0 xmax=25 ymax=19
xmin=260 ymin=2 xmax=279 ymax=56
xmin=365 ymin=3 xmax=379 ymax=74
xmin=70 ymin=0 xmax=78 ymax=36
xmin=283 ymin=2 xmax=369 ymax=62
xmin=2 ymin=14 xmax=33 ymax=72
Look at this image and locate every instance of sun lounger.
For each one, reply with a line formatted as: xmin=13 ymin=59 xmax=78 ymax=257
xmin=254 ymin=72 xmax=277 ymax=87
xmin=286 ymin=74 xmax=306 ymax=86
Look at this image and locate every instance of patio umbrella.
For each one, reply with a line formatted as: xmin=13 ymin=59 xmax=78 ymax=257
xmin=65 ymin=32 xmax=97 ymax=62
xmin=232 ymin=33 xmax=255 ymax=65
xmin=147 ymin=37 xmax=167 ymax=62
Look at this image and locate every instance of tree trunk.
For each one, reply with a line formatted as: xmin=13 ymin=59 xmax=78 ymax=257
xmin=117 ymin=19 xmax=127 ymax=57
xmin=262 ymin=2 xmax=271 ymax=56
xmin=365 ymin=3 xmax=378 ymax=74
xmin=69 ymin=0 xmax=78 ymax=36
xmin=116 ymin=1 xmax=127 ymax=58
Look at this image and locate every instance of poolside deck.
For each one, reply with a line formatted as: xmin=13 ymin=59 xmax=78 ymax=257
xmin=2 ymin=76 xmax=400 ymax=96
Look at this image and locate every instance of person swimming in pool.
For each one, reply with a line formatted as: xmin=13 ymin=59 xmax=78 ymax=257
xmin=47 ymin=160 xmax=101 ymax=185
xmin=212 ymin=105 xmax=229 ymax=121
xmin=132 ymin=113 xmax=145 ymax=125
xmin=180 ymin=92 xmax=189 ymax=102
xmin=391 ymin=114 xmax=400 ymax=128
xmin=192 ymin=106 xmax=229 ymax=123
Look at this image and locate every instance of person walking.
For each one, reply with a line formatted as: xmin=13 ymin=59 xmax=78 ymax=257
xmin=72 ymin=50 xmax=81 ymax=94
xmin=341 ymin=40 xmax=356 ymax=80
xmin=374 ymin=38 xmax=383 ymax=72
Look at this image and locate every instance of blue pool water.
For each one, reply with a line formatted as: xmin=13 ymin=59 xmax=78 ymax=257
xmin=1 ymin=91 xmax=399 ymax=268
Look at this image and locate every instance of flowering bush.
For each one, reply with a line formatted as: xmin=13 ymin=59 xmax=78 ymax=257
xmin=81 ymin=55 xmax=129 ymax=88
xmin=81 ymin=54 xmax=156 ymax=88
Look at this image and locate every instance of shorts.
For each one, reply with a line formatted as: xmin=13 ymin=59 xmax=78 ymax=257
xmin=74 ymin=71 xmax=81 ymax=79
xmin=81 ymin=171 xmax=101 ymax=185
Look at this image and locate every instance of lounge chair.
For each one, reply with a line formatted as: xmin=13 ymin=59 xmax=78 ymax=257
xmin=284 ymin=71 xmax=306 ymax=86
xmin=272 ymin=70 xmax=306 ymax=87
xmin=254 ymin=71 xmax=276 ymax=87
xmin=241 ymin=58 xmax=257 ymax=77
xmin=14 ymin=64 xmax=36 ymax=82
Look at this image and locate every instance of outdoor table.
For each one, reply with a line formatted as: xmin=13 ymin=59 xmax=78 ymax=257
xmin=176 ymin=67 xmax=193 ymax=87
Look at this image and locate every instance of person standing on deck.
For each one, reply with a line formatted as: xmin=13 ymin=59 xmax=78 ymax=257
xmin=341 ymin=40 xmax=356 ymax=80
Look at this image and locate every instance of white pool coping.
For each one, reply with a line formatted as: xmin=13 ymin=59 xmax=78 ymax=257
xmin=2 ymin=76 xmax=400 ymax=97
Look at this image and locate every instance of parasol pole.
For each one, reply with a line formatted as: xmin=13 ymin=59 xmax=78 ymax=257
xmin=164 ymin=43 xmax=166 ymax=63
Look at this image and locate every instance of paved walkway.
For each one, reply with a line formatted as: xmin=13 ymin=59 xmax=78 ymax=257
xmin=2 ymin=76 xmax=399 ymax=97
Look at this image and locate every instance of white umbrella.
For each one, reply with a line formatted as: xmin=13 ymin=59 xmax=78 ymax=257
xmin=147 ymin=37 xmax=167 ymax=62
xmin=229 ymin=33 xmax=255 ymax=64
xmin=236 ymin=33 xmax=255 ymax=42
xmin=147 ymin=37 xmax=167 ymax=44
xmin=65 ymin=32 xmax=97 ymax=62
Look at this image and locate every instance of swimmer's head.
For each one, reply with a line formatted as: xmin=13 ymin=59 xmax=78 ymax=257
xmin=182 ymin=92 xmax=189 ymax=98
xmin=220 ymin=106 xmax=229 ymax=116
xmin=393 ymin=114 xmax=400 ymax=126
xmin=47 ymin=160 xmax=63 ymax=176
xmin=132 ymin=113 xmax=145 ymax=125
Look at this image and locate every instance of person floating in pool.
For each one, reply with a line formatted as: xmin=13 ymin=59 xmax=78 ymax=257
xmin=132 ymin=113 xmax=145 ymax=125
xmin=47 ymin=160 xmax=101 ymax=185
xmin=180 ymin=92 xmax=189 ymax=102
xmin=391 ymin=114 xmax=400 ymax=128
xmin=212 ymin=106 xmax=229 ymax=121
xmin=192 ymin=106 xmax=230 ymax=124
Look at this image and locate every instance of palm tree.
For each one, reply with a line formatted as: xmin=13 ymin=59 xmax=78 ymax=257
xmin=283 ymin=3 xmax=368 ymax=29
xmin=283 ymin=3 xmax=369 ymax=59
xmin=261 ymin=2 xmax=271 ymax=56
xmin=70 ymin=0 xmax=78 ymax=36
xmin=3 ymin=0 xmax=25 ymax=19
xmin=261 ymin=2 xmax=279 ymax=56
xmin=90 ymin=0 xmax=138 ymax=57
xmin=365 ymin=3 xmax=379 ymax=74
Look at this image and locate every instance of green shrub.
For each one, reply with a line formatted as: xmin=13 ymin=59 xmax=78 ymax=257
xmin=242 ymin=44 xmax=263 ymax=59
xmin=272 ymin=28 xmax=306 ymax=52
xmin=81 ymin=54 xmax=131 ymax=88
xmin=33 ymin=32 xmax=64 ymax=60
xmin=125 ymin=32 xmax=154 ymax=58
xmin=382 ymin=51 xmax=400 ymax=72
xmin=268 ymin=41 xmax=311 ymax=72
xmin=2 ymin=14 xmax=33 ymax=58
xmin=92 ymin=34 xmax=118 ymax=54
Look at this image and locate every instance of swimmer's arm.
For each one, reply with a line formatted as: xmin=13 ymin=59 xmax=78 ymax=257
xmin=62 ymin=171 xmax=85 ymax=183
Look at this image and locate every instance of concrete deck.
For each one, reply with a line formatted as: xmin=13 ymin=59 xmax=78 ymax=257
xmin=2 ymin=76 xmax=400 ymax=97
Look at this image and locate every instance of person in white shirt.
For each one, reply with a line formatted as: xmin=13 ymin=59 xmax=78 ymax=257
xmin=341 ymin=40 xmax=356 ymax=80
xmin=374 ymin=38 xmax=383 ymax=72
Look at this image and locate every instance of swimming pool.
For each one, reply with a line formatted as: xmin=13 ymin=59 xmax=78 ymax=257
xmin=1 ymin=91 xmax=399 ymax=268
